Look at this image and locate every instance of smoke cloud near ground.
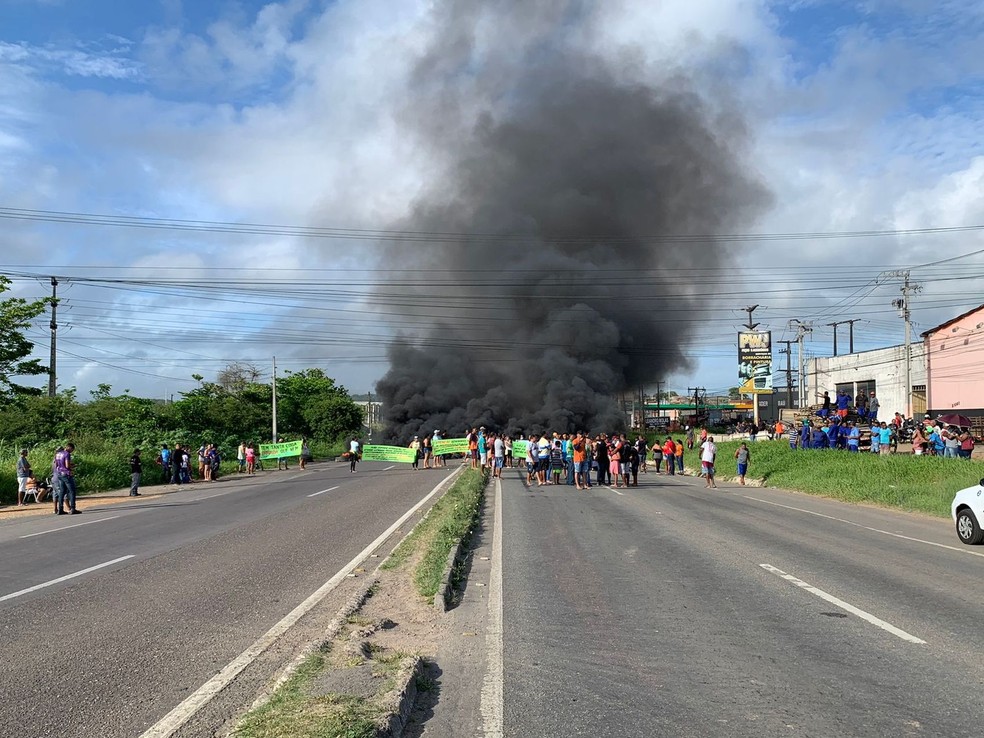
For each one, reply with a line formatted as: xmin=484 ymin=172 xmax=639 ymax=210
xmin=375 ymin=1 xmax=770 ymax=441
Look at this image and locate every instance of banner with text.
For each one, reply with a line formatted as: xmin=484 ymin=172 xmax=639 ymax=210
xmin=512 ymin=439 xmax=530 ymax=459
xmin=361 ymin=445 xmax=418 ymax=463
xmin=432 ymin=438 xmax=470 ymax=456
xmin=259 ymin=440 xmax=303 ymax=460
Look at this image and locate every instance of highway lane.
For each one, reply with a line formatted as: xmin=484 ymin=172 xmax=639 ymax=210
xmin=494 ymin=469 xmax=984 ymax=737
xmin=0 ymin=462 xmax=455 ymax=738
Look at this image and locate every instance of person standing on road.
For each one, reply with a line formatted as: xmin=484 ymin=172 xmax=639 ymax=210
xmin=701 ymin=436 xmax=717 ymax=489
xmin=735 ymin=442 xmax=750 ymax=485
xmin=651 ymin=439 xmax=663 ymax=473
xmin=159 ymin=444 xmax=171 ymax=483
xmin=53 ymin=443 xmax=78 ymax=514
xmin=349 ymin=437 xmax=361 ymax=472
xmin=170 ymin=444 xmax=182 ymax=485
xmin=674 ymin=438 xmax=685 ymax=475
xmin=662 ymin=437 xmax=676 ymax=476
xmin=493 ymin=434 xmax=505 ymax=478
xmin=237 ymin=441 xmax=247 ymax=473
xmin=245 ymin=443 xmax=257 ymax=475
xmin=409 ymin=436 xmax=422 ymax=470
xmin=129 ymin=448 xmax=142 ymax=497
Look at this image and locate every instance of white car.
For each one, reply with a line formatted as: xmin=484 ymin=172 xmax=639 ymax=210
xmin=952 ymin=478 xmax=984 ymax=545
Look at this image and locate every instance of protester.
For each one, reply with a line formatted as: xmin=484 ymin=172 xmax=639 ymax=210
xmin=246 ymin=442 xmax=257 ymax=475
xmin=651 ymin=440 xmax=663 ymax=473
xmin=700 ymin=436 xmax=717 ymax=489
xmin=16 ymin=448 xmax=32 ymax=507
xmin=53 ymin=443 xmax=78 ymax=515
xmin=237 ymin=441 xmax=247 ymax=473
xmin=734 ymin=442 xmax=750 ymax=485
xmin=409 ymin=435 xmax=422 ymax=470
xmin=129 ymin=448 xmax=142 ymax=496
xmin=349 ymin=437 xmax=361 ymax=472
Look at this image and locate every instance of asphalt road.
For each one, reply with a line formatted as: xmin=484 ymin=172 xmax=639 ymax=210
xmin=490 ymin=468 xmax=984 ymax=738
xmin=0 ymin=462 xmax=455 ymax=738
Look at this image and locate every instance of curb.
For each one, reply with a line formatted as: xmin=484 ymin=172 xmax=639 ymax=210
xmin=433 ymin=538 xmax=465 ymax=612
xmin=374 ymin=655 xmax=423 ymax=738
xmin=240 ymin=576 xmax=381 ymax=717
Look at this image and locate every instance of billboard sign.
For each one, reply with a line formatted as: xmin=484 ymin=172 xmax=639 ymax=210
xmin=738 ymin=330 xmax=773 ymax=395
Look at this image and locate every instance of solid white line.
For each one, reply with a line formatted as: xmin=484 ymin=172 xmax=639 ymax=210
xmin=744 ymin=495 xmax=984 ymax=559
xmin=139 ymin=470 xmax=461 ymax=738
xmin=382 ymin=465 xmax=396 ymax=471
xmin=307 ymin=486 xmax=340 ymax=498
xmin=605 ymin=485 xmax=625 ymax=496
xmin=760 ymin=564 xmax=926 ymax=644
xmin=19 ymin=515 xmax=122 ymax=539
xmin=0 ymin=555 xmax=135 ymax=602
xmin=480 ymin=477 xmax=504 ymax=738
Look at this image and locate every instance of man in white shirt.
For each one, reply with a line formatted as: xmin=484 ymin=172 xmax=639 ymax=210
xmin=700 ymin=436 xmax=718 ymax=489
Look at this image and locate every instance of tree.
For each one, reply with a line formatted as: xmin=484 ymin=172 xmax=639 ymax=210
xmin=217 ymin=362 xmax=263 ymax=394
xmin=0 ymin=276 xmax=50 ymax=402
xmin=277 ymin=369 xmax=361 ymax=440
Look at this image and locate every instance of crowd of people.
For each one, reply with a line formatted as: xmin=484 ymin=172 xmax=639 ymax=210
xmin=782 ymin=414 xmax=976 ymax=457
xmin=452 ymin=427 xmax=722 ymax=490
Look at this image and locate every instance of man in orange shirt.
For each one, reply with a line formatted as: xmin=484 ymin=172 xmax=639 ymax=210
xmin=674 ymin=438 xmax=685 ymax=474
xmin=572 ymin=432 xmax=589 ymax=490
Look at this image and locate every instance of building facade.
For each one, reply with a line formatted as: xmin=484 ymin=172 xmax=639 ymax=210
xmin=806 ymin=342 xmax=927 ymax=420
xmin=922 ymin=304 xmax=984 ymax=428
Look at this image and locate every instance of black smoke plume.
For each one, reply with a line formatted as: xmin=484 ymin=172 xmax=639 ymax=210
xmin=376 ymin=2 xmax=769 ymax=441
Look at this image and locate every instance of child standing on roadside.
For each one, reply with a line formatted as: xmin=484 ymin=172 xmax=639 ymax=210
xmin=735 ymin=442 xmax=750 ymax=486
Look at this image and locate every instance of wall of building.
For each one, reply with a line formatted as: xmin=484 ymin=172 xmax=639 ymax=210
xmin=925 ymin=306 xmax=984 ymax=416
xmin=806 ymin=342 xmax=926 ymax=419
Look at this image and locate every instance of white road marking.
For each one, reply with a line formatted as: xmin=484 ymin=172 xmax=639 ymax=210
xmin=139 ymin=469 xmax=461 ymax=738
xmin=19 ymin=515 xmax=122 ymax=539
xmin=744 ymin=495 xmax=984 ymax=559
xmin=307 ymin=486 xmax=340 ymax=498
xmin=0 ymin=555 xmax=135 ymax=602
xmin=481 ymin=477 xmax=504 ymax=738
xmin=760 ymin=564 xmax=926 ymax=644
xmin=382 ymin=465 xmax=396 ymax=471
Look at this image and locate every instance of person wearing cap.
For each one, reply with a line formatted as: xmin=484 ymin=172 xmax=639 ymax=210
xmin=868 ymin=391 xmax=879 ymax=422
xmin=432 ymin=430 xmax=444 ymax=468
xmin=409 ymin=435 xmax=422 ymax=470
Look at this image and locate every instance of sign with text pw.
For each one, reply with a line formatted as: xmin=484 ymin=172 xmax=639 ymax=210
xmin=259 ymin=440 xmax=303 ymax=460
xmin=432 ymin=438 xmax=470 ymax=456
xmin=361 ymin=445 xmax=418 ymax=463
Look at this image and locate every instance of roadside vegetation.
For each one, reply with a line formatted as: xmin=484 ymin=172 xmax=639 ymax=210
xmin=688 ymin=439 xmax=982 ymax=517
xmin=382 ymin=467 xmax=487 ymax=598
xmin=0 ymin=364 xmax=363 ymax=504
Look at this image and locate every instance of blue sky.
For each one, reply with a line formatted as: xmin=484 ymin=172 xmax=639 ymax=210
xmin=1 ymin=0 xmax=983 ymax=400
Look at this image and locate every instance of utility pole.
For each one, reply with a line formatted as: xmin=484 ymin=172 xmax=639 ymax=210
xmin=844 ymin=318 xmax=860 ymax=354
xmin=826 ymin=319 xmax=860 ymax=356
xmin=788 ymin=320 xmax=813 ymax=409
xmin=688 ymin=386 xmax=706 ymax=427
xmin=778 ymin=340 xmax=794 ymax=410
xmin=655 ymin=379 xmax=665 ymax=425
xmin=48 ymin=277 xmax=58 ymax=397
xmin=884 ymin=272 xmax=921 ymax=419
xmin=271 ymin=356 xmax=278 ymax=442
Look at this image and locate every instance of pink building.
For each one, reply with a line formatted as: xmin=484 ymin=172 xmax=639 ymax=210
xmin=922 ymin=303 xmax=984 ymax=430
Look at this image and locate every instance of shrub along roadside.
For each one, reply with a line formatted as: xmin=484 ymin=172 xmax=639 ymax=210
xmin=685 ymin=439 xmax=982 ymax=517
xmin=382 ymin=468 xmax=487 ymax=598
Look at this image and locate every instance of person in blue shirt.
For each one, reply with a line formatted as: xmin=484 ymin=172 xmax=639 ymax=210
xmin=836 ymin=390 xmax=850 ymax=419
xmin=800 ymin=421 xmax=812 ymax=450
xmin=928 ymin=427 xmax=944 ymax=457
xmin=812 ymin=425 xmax=829 ymax=449
xmin=847 ymin=422 xmax=860 ymax=452
xmin=878 ymin=422 xmax=892 ymax=456
xmin=836 ymin=422 xmax=850 ymax=450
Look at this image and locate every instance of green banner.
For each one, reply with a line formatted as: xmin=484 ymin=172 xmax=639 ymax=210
xmin=512 ymin=439 xmax=530 ymax=459
xmin=361 ymin=445 xmax=418 ymax=463
xmin=259 ymin=440 xmax=303 ymax=460
xmin=432 ymin=437 xmax=470 ymax=456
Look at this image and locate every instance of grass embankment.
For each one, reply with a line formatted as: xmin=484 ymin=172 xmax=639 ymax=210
xmin=382 ymin=467 xmax=487 ymax=598
xmin=689 ymin=439 xmax=982 ymax=517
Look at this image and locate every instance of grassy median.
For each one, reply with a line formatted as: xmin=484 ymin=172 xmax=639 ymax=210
xmin=382 ymin=467 xmax=487 ymax=598
xmin=687 ymin=440 xmax=982 ymax=517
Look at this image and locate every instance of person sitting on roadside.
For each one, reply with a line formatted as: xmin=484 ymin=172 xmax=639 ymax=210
xmin=23 ymin=474 xmax=50 ymax=503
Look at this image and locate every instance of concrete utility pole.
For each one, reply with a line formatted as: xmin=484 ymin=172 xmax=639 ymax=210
xmin=881 ymin=270 xmax=921 ymax=418
xmin=271 ymin=356 xmax=278 ymax=443
xmin=778 ymin=340 xmax=794 ymax=411
xmin=655 ymin=379 xmax=665 ymax=424
xmin=48 ymin=277 xmax=58 ymax=397
xmin=788 ymin=319 xmax=813 ymax=409
xmin=688 ymin=386 xmax=706 ymax=427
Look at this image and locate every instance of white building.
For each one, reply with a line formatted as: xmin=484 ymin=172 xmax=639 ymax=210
xmin=805 ymin=342 xmax=927 ymax=420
